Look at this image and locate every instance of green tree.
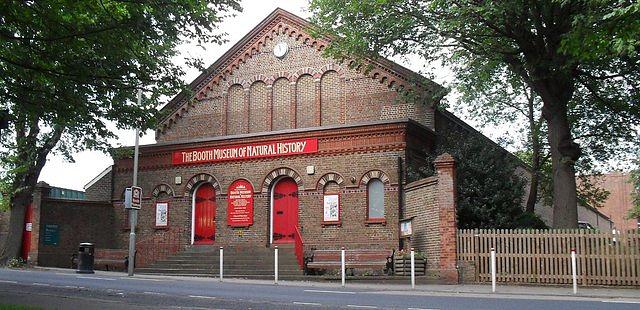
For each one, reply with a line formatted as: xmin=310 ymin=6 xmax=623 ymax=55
xmin=0 ymin=0 xmax=241 ymax=263
xmin=310 ymin=0 xmax=640 ymax=228
xmin=409 ymin=125 xmax=546 ymax=229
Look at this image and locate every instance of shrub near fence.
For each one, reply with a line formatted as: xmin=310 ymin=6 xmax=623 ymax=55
xmin=457 ymin=229 xmax=640 ymax=286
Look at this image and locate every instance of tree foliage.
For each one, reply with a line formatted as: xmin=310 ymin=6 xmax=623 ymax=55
xmin=0 ymin=0 xmax=241 ymax=262
xmin=310 ymin=0 xmax=640 ymax=228
xmin=410 ymin=127 xmax=546 ymax=229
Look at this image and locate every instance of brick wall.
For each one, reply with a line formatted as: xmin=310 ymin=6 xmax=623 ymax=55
xmin=36 ymin=198 xmax=116 ymax=268
xmin=84 ymin=167 xmax=112 ymax=201
xmin=404 ymin=153 xmax=459 ymax=283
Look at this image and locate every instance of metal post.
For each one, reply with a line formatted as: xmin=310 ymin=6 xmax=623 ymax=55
xmin=491 ymin=248 xmax=496 ymax=293
xmin=127 ymin=89 xmax=142 ymax=277
xmin=341 ymin=247 xmax=346 ymax=287
xmin=410 ymin=248 xmax=415 ymax=289
xmin=274 ymin=246 xmax=279 ymax=285
xmin=219 ymin=246 xmax=224 ymax=282
xmin=571 ymin=249 xmax=577 ymax=294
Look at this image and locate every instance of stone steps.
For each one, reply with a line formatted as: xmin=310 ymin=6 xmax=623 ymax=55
xmin=136 ymin=245 xmax=303 ymax=278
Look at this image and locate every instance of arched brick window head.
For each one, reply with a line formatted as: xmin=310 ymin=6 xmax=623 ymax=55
xmin=367 ymin=179 xmax=385 ymax=220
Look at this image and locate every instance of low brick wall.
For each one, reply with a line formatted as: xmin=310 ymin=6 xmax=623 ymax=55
xmin=403 ymin=153 xmax=458 ymax=283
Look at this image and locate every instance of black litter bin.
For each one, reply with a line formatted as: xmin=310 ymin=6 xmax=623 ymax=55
xmin=76 ymin=242 xmax=95 ymax=274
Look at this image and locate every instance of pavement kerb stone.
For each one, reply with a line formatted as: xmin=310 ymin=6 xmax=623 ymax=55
xmin=29 ymin=266 xmax=640 ymax=301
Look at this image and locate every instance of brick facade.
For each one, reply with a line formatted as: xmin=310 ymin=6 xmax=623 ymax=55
xmin=80 ymin=9 xmax=463 ymax=280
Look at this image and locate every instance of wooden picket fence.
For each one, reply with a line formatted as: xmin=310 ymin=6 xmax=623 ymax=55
xmin=457 ymin=229 xmax=640 ymax=286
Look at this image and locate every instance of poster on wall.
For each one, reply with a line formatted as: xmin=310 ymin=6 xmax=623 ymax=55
xmin=400 ymin=219 xmax=412 ymax=236
xmin=155 ymin=202 xmax=169 ymax=228
xmin=227 ymin=179 xmax=254 ymax=227
xmin=323 ymin=194 xmax=340 ymax=222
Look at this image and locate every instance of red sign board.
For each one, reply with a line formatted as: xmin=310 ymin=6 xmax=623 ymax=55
xmin=227 ymin=180 xmax=254 ymax=227
xmin=172 ymin=138 xmax=318 ymax=165
xmin=131 ymin=186 xmax=142 ymax=210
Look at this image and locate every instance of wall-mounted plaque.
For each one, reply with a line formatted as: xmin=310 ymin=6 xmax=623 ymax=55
xmin=227 ymin=180 xmax=254 ymax=227
xmin=43 ymin=224 xmax=59 ymax=246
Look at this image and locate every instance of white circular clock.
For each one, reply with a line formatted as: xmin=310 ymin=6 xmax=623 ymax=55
xmin=273 ymin=42 xmax=288 ymax=58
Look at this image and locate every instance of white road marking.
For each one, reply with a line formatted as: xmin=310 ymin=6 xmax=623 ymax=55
xmin=347 ymin=305 xmax=377 ymax=309
xmin=189 ymin=295 xmax=217 ymax=299
xmin=293 ymin=302 xmax=322 ymax=306
xmin=122 ymin=277 xmax=170 ymax=282
xmin=32 ymin=283 xmax=50 ymax=286
xmin=143 ymin=291 xmax=166 ymax=295
xmin=602 ymin=300 xmax=640 ymax=304
xmin=304 ymin=289 xmax=357 ymax=294
xmin=77 ymin=276 xmax=116 ymax=281
xmin=0 ymin=280 xmax=18 ymax=284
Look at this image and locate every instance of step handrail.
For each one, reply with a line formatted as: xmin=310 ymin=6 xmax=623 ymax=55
xmin=294 ymin=225 xmax=304 ymax=269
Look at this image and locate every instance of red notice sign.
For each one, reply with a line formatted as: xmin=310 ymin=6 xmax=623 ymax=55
xmin=172 ymin=138 xmax=318 ymax=165
xmin=227 ymin=180 xmax=254 ymax=227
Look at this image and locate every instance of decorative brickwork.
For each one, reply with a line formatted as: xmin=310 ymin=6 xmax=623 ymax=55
xmin=249 ymin=81 xmax=269 ymax=133
xmin=227 ymin=84 xmax=247 ymax=135
xmin=320 ymin=70 xmax=341 ymax=125
xmin=296 ymin=74 xmax=317 ymax=128
xmin=272 ymin=77 xmax=293 ymax=130
xmin=151 ymin=183 xmax=175 ymax=198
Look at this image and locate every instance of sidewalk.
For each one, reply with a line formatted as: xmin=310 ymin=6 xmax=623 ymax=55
xmin=32 ymin=266 xmax=640 ymax=301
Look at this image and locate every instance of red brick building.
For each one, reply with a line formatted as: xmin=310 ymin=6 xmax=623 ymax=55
xmin=83 ymin=8 xmax=474 ymax=282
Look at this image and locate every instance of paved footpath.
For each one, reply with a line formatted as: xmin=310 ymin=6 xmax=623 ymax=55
xmin=0 ymin=267 xmax=638 ymax=309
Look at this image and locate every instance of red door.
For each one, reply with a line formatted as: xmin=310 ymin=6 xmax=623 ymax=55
xmin=194 ymin=183 xmax=216 ymax=244
xmin=273 ymin=178 xmax=298 ymax=243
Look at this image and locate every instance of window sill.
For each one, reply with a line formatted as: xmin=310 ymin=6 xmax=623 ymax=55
xmin=365 ymin=219 xmax=386 ymax=226
xmin=322 ymin=221 xmax=341 ymax=227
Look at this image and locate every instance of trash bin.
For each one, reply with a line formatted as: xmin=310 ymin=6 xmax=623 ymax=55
xmin=76 ymin=242 xmax=95 ymax=274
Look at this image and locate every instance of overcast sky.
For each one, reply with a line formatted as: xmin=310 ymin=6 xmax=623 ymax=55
xmin=37 ymin=0 xmax=481 ymax=191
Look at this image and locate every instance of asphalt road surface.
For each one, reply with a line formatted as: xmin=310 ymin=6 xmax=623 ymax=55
xmin=0 ymin=268 xmax=638 ymax=309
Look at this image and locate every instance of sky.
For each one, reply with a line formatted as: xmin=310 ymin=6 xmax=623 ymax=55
xmin=37 ymin=0 xmax=488 ymax=191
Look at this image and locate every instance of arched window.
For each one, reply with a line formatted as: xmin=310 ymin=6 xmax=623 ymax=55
xmin=367 ymin=179 xmax=385 ymax=220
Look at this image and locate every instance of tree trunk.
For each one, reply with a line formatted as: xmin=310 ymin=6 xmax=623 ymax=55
xmin=536 ymin=81 xmax=580 ymax=228
xmin=525 ymin=97 xmax=540 ymax=214
xmin=0 ymin=191 xmax=32 ymax=264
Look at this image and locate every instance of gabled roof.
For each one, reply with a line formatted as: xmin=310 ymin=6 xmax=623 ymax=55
xmin=158 ymin=8 xmax=444 ymax=134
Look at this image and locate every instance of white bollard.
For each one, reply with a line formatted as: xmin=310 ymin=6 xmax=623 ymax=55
xmin=571 ymin=248 xmax=577 ymax=294
xmin=341 ymin=247 xmax=346 ymax=287
xmin=219 ymin=246 xmax=224 ymax=282
xmin=490 ymin=248 xmax=496 ymax=293
xmin=410 ymin=248 xmax=415 ymax=289
xmin=274 ymin=246 xmax=279 ymax=285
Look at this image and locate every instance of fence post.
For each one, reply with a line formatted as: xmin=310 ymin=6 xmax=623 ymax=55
xmin=219 ymin=246 xmax=224 ymax=282
xmin=571 ymin=248 xmax=577 ymax=294
xmin=341 ymin=247 xmax=346 ymax=287
xmin=491 ymin=247 xmax=496 ymax=292
xmin=274 ymin=246 xmax=279 ymax=285
xmin=410 ymin=247 xmax=415 ymax=289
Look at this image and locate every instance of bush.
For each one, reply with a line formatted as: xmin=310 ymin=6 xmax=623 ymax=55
xmin=6 ymin=258 xmax=26 ymax=268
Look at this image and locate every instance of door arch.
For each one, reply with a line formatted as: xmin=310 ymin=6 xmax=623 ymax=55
xmin=270 ymin=177 xmax=299 ymax=244
xmin=192 ymin=183 xmax=216 ymax=245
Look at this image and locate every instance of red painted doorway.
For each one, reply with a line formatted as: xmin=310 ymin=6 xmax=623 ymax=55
xmin=194 ymin=183 xmax=216 ymax=244
xmin=272 ymin=178 xmax=299 ymax=243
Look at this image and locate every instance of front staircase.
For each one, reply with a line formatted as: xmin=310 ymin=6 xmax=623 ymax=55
xmin=135 ymin=244 xmax=304 ymax=279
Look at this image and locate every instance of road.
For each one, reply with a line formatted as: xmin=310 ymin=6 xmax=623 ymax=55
xmin=0 ymin=268 xmax=638 ymax=309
